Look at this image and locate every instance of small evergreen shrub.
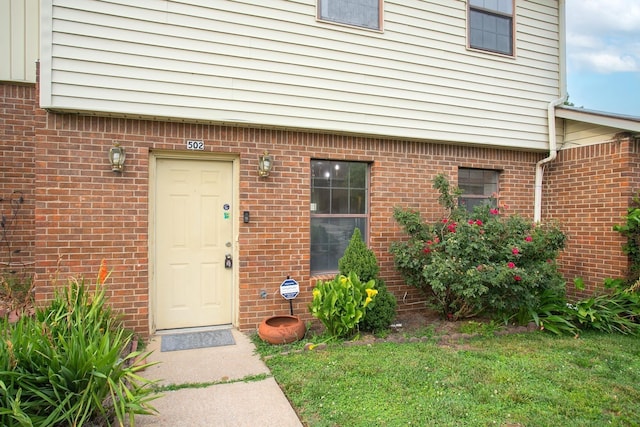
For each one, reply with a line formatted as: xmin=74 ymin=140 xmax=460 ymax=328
xmin=339 ymin=229 xmax=397 ymax=333
xmin=338 ymin=228 xmax=379 ymax=281
xmin=358 ymin=278 xmax=397 ymax=333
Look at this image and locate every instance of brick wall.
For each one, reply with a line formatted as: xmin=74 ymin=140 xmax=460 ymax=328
xmin=29 ymin=109 xmax=546 ymax=334
xmin=543 ymin=136 xmax=638 ymax=297
xmin=11 ymin=77 xmax=634 ymax=335
xmin=33 ymin=114 xmax=154 ymax=332
xmin=0 ymin=83 xmax=37 ymax=277
xmin=242 ymin=137 xmax=545 ymax=330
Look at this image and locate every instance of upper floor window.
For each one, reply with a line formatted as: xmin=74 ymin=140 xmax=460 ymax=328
xmin=468 ymin=0 xmax=514 ymax=56
xmin=311 ymin=160 xmax=369 ymax=274
xmin=458 ymin=168 xmax=499 ymax=211
xmin=318 ymin=0 xmax=382 ymax=30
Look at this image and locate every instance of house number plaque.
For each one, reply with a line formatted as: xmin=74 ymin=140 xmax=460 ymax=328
xmin=186 ymin=140 xmax=204 ymax=150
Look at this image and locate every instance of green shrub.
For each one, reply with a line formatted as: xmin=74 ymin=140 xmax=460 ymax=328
xmin=613 ymin=194 xmax=640 ymax=283
xmin=357 ymin=278 xmax=397 ymax=333
xmin=525 ymin=288 xmax=579 ymax=336
xmin=390 ymin=174 xmax=566 ymax=320
xmin=338 ymin=228 xmax=379 ymax=281
xmin=338 ymin=228 xmax=397 ymax=333
xmin=0 ymin=267 xmax=158 ymax=426
xmin=309 ymin=272 xmax=378 ymax=338
xmin=534 ymin=278 xmax=640 ymax=336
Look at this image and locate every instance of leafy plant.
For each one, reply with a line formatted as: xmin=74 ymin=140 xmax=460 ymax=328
xmin=525 ymin=288 xmax=579 ymax=336
xmin=568 ymin=278 xmax=640 ymax=334
xmin=390 ymin=174 xmax=566 ymax=320
xmin=338 ymin=228 xmax=397 ymax=333
xmin=357 ymin=281 xmax=396 ymax=334
xmin=309 ymin=272 xmax=378 ymax=338
xmin=0 ymin=261 xmax=158 ymax=426
xmin=530 ymin=278 xmax=640 ymax=336
xmin=613 ymin=193 xmax=640 ymax=283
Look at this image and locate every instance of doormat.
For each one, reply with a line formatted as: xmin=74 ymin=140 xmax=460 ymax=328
xmin=161 ymin=329 xmax=235 ymax=352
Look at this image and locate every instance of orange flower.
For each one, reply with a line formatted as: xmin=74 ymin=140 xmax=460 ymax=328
xmin=98 ymin=259 xmax=108 ymax=284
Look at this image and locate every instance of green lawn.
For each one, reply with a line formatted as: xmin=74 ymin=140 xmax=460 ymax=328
xmin=258 ymin=332 xmax=640 ymax=426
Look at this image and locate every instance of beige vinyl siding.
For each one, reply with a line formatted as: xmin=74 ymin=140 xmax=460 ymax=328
xmin=0 ymin=0 xmax=39 ymax=82
xmin=561 ymin=120 xmax=623 ymax=148
xmin=41 ymin=0 xmax=561 ymax=150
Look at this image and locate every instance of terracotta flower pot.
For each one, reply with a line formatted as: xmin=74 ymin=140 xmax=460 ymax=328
xmin=258 ymin=315 xmax=306 ymax=345
xmin=125 ymin=336 xmax=149 ymax=371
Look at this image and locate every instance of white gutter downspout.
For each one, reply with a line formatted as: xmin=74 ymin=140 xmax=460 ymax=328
xmin=534 ymin=97 xmax=566 ymax=222
xmin=534 ymin=0 xmax=567 ymax=223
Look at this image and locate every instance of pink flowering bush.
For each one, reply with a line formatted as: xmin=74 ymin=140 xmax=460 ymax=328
xmin=391 ymin=174 xmax=566 ymax=320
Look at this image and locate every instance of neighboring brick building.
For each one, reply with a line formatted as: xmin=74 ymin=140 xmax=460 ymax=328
xmin=1 ymin=1 xmax=639 ymax=335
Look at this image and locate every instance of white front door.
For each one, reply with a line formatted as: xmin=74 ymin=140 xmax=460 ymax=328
xmin=154 ymin=158 xmax=234 ymax=330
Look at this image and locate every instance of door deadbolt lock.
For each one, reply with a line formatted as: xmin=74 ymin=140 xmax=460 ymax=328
xmin=224 ymin=254 xmax=233 ymax=269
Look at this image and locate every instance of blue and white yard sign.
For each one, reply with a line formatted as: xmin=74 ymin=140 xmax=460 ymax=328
xmin=279 ymin=278 xmax=300 ymax=300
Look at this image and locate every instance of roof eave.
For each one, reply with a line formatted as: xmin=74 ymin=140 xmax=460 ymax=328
xmin=556 ymin=106 xmax=640 ymax=133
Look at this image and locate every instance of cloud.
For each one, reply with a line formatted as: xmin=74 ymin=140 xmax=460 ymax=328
xmin=570 ymin=52 xmax=639 ymax=74
xmin=566 ymin=0 xmax=640 ymax=34
xmin=566 ymin=0 xmax=640 ymax=74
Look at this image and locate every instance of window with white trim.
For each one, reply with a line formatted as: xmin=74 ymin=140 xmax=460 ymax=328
xmin=311 ymin=160 xmax=369 ymax=274
xmin=317 ymin=0 xmax=382 ymax=30
xmin=458 ymin=168 xmax=499 ymax=211
xmin=468 ymin=0 xmax=514 ymax=56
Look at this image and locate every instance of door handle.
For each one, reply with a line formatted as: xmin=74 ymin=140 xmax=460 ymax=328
xmin=224 ymin=254 xmax=232 ymax=269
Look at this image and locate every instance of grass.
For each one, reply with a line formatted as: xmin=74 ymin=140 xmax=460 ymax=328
xmin=458 ymin=320 xmax=502 ymax=336
xmin=257 ymin=331 xmax=640 ymax=426
xmin=154 ymin=373 xmax=270 ymax=392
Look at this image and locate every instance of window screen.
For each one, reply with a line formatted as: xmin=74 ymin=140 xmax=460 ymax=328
xmin=469 ymin=0 xmax=514 ymax=55
xmin=318 ymin=0 xmax=381 ymax=30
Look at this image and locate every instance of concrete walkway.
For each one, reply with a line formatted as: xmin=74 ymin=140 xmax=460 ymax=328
xmin=134 ymin=329 xmax=303 ymax=427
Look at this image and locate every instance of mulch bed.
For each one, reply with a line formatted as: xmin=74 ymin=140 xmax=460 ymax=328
xmin=293 ymin=308 xmax=539 ymax=355
xmin=358 ymin=309 xmax=538 ymax=347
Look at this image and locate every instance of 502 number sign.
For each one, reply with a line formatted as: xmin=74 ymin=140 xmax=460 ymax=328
xmin=186 ymin=140 xmax=205 ymax=150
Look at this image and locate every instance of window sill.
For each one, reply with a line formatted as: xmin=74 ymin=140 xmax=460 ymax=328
xmin=466 ymin=46 xmax=516 ymax=60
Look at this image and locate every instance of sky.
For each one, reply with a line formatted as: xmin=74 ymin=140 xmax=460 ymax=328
xmin=565 ymin=0 xmax=640 ymax=116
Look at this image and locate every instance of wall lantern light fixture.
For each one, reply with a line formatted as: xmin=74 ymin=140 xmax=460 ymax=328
xmin=258 ymin=151 xmax=273 ymax=177
xmin=109 ymin=142 xmax=126 ymax=173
